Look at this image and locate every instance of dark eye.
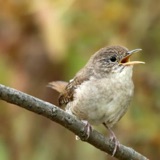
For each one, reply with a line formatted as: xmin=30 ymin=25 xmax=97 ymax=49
xmin=110 ymin=56 xmax=117 ymax=62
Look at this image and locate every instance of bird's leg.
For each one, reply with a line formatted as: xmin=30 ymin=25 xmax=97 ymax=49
xmin=82 ymin=120 xmax=92 ymax=139
xmin=65 ymin=108 xmax=92 ymax=140
xmin=103 ymin=123 xmax=120 ymax=156
xmin=76 ymin=120 xmax=92 ymax=140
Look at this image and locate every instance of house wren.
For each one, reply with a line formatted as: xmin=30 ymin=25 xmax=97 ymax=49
xmin=48 ymin=45 xmax=144 ymax=156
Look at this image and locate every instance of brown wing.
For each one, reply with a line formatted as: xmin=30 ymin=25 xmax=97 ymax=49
xmin=49 ymin=67 xmax=93 ymax=107
xmin=58 ymin=75 xmax=89 ymax=107
xmin=48 ymin=77 xmax=89 ymax=107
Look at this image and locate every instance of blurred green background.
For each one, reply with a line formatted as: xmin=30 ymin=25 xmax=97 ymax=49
xmin=0 ymin=0 xmax=160 ymax=160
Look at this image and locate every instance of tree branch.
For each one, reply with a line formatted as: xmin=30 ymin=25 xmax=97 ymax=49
xmin=0 ymin=84 xmax=148 ymax=160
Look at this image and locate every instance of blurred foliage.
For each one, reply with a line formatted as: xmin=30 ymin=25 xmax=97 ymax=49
xmin=0 ymin=0 xmax=160 ymax=160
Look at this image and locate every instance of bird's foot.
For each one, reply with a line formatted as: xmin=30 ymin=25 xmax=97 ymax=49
xmin=82 ymin=120 xmax=92 ymax=139
xmin=76 ymin=120 xmax=92 ymax=140
xmin=103 ymin=123 xmax=120 ymax=156
xmin=109 ymin=132 xmax=120 ymax=156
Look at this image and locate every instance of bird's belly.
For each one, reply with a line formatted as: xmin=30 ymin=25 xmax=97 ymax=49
xmin=66 ymin=78 xmax=133 ymax=127
xmin=83 ymin=93 xmax=132 ymax=127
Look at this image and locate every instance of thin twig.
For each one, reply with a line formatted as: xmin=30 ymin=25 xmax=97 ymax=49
xmin=0 ymin=84 xmax=149 ymax=160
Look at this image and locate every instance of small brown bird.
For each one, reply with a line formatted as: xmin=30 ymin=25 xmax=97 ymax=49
xmin=48 ymin=45 xmax=144 ymax=156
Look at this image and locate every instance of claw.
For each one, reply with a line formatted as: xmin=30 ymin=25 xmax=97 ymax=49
xmin=82 ymin=120 xmax=92 ymax=139
xmin=103 ymin=123 xmax=120 ymax=156
xmin=108 ymin=129 xmax=120 ymax=156
xmin=76 ymin=120 xmax=92 ymax=140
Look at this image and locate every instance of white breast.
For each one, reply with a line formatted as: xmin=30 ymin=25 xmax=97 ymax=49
xmin=66 ymin=66 xmax=134 ymax=127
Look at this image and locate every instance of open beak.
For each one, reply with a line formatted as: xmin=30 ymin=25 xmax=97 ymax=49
xmin=120 ymin=48 xmax=145 ymax=66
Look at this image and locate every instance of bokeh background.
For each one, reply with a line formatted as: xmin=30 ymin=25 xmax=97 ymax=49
xmin=0 ymin=0 xmax=160 ymax=160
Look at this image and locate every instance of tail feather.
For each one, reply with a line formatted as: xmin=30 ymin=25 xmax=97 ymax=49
xmin=47 ymin=81 xmax=68 ymax=93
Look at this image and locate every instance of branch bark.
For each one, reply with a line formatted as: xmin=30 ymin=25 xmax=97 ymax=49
xmin=0 ymin=84 xmax=148 ymax=160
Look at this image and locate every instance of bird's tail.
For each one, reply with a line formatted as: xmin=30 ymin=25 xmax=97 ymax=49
xmin=47 ymin=81 xmax=68 ymax=93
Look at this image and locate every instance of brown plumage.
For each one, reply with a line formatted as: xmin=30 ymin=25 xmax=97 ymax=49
xmin=48 ymin=73 xmax=90 ymax=107
xmin=48 ymin=45 xmax=144 ymax=156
